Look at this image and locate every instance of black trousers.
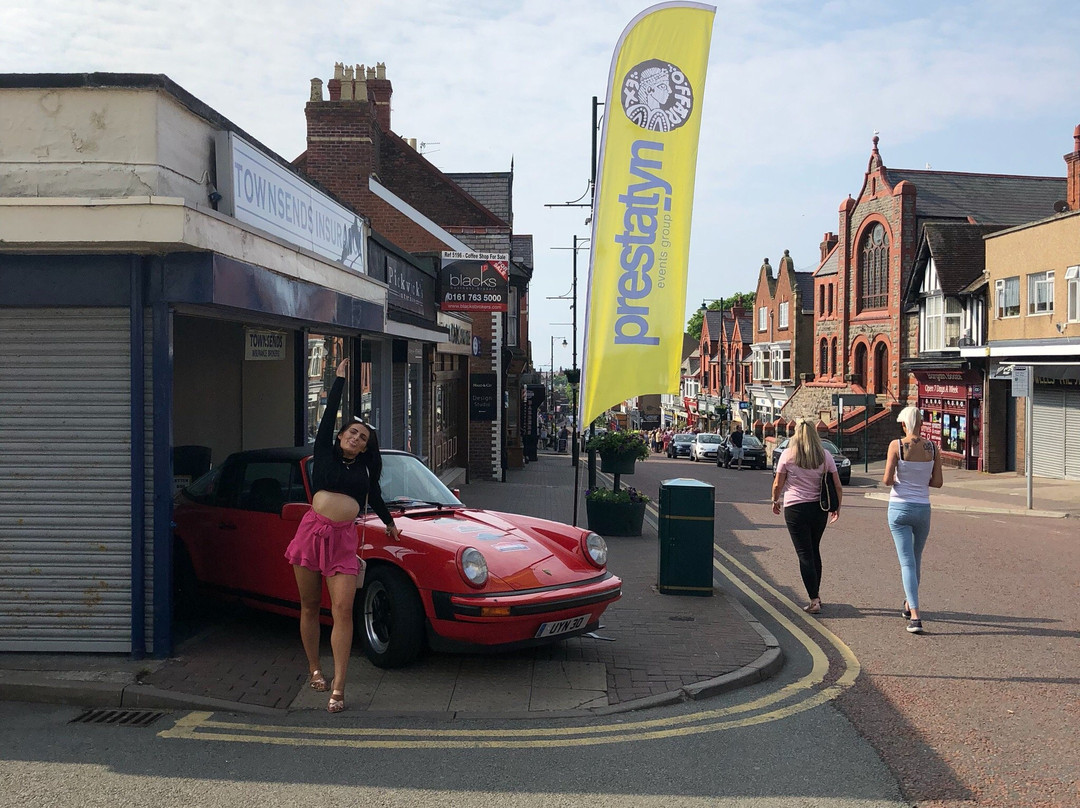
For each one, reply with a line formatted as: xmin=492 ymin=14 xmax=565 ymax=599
xmin=783 ymin=500 xmax=828 ymax=600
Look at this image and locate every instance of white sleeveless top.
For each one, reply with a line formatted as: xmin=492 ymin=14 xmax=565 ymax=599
xmin=889 ymin=439 xmax=934 ymax=505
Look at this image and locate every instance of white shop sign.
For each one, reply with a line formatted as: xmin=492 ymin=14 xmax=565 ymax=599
xmin=245 ymin=328 xmax=287 ymax=361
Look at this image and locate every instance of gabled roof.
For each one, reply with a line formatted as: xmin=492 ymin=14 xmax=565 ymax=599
xmin=885 ymin=168 xmax=1065 ymax=226
xmin=703 ymin=310 xmax=723 ymax=344
xmin=446 ymin=172 xmax=513 ymax=224
xmin=814 ymin=242 xmax=840 ymax=277
xmin=794 ymin=271 xmax=815 ymax=314
xmin=906 ymin=222 xmax=1005 ymax=303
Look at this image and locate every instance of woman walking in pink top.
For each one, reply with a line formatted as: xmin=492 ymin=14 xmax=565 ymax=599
xmin=882 ymin=406 xmax=943 ymax=634
xmin=771 ymin=420 xmax=843 ymax=614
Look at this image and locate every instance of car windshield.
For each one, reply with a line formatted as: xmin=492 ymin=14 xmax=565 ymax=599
xmin=305 ymin=453 xmax=462 ymax=509
xmin=696 ymin=434 xmax=721 ymax=442
xmin=822 ymin=439 xmax=841 ymax=454
xmin=742 ymin=435 xmax=763 ymax=448
xmin=673 ymin=434 xmax=694 ymax=443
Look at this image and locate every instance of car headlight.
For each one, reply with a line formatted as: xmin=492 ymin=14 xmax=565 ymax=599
xmin=582 ymin=532 xmax=608 ymax=568
xmin=838 ymin=457 xmax=851 ymax=466
xmin=458 ymin=546 xmax=488 ymax=588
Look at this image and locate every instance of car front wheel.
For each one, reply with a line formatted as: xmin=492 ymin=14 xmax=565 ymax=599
xmin=357 ymin=565 xmax=425 ymax=669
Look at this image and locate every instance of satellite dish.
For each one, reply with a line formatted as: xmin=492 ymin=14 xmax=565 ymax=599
xmin=1054 ymin=200 xmax=1070 ymax=213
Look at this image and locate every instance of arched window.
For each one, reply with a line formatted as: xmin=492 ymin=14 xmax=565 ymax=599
xmin=854 ymin=343 xmax=868 ymax=387
xmin=830 ymin=337 xmax=837 ymax=377
xmin=819 ymin=339 xmax=828 ymax=375
xmin=874 ymin=342 xmax=888 ymax=394
xmin=860 ymin=222 xmax=889 ymax=309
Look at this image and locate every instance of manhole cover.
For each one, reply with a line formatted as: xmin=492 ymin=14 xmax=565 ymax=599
xmin=69 ymin=709 xmax=166 ymax=728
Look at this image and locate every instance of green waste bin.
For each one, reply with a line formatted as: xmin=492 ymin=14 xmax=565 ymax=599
xmin=657 ymin=478 xmax=715 ymax=596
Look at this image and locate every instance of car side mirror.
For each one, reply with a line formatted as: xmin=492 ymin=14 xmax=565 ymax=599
xmin=281 ymin=502 xmax=311 ymax=522
xmin=451 ymin=489 xmax=461 ymax=500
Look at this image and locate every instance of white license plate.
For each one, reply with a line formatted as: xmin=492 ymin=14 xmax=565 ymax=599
xmin=535 ymin=614 xmax=588 ymax=638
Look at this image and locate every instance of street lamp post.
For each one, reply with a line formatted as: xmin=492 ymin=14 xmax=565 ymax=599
xmin=550 ymin=335 xmax=567 ymax=448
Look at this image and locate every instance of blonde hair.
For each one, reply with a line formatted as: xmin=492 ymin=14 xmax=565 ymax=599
xmin=896 ymin=405 xmax=922 ymax=436
xmin=790 ymin=419 xmax=827 ymax=469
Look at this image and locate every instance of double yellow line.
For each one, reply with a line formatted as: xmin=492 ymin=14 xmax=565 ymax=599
xmin=159 ymin=541 xmax=861 ymax=749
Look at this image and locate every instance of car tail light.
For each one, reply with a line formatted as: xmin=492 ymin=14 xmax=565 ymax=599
xmin=457 ymin=546 xmax=489 ymax=588
xmin=581 ymin=532 xmax=608 ymax=568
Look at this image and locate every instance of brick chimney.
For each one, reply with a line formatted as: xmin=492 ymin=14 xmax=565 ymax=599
xmin=819 ymin=231 xmax=838 ymax=262
xmin=366 ymin=62 xmax=393 ymax=133
xmin=1065 ymin=124 xmax=1080 ymax=213
xmin=303 ymin=62 xmax=383 ymax=210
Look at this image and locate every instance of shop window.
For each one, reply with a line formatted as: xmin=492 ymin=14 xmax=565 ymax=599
xmin=778 ymin=301 xmax=789 ymax=329
xmin=1067 ymin=266 xmax=1080 ymax=322
xmin=859 ymin=223 xmax=889 ymax=310
xmin=306 ymin=334 xmax=349 ymax=443
xmin=995 ymin=276 xmax=1020 ymax=318
xmin=1027 ymin=270 xmax=1054 ymax=315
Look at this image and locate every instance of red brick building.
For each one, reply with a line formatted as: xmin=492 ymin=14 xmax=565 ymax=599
xmin=784 ymin=136 xmax=1064 ymax=462
xmin=295 ymin=63 xmax=533 ymax=480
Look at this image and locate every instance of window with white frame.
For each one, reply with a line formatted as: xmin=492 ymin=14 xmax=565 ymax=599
xmin=995 ymin=276 xmax=1020 ymax=318
xmin=506 ymin=289 xmax=519 ymax=347
xmin=921 ymin=294 xmax=964 ymax=351
xmin=1027 ymin=271 xmax=1054 ymax=315
xmin=758 ymin=306 xmax=768 ymax=331
xmin=771 ymin=348 xmax=791 ymax=381
xmin=778 ymin=301 xmax=789 ymax=329
xmin=1067 ymin=266 xmax=1079 ymax=322
xmin=753 ymin=348 xmax=770 ymax=381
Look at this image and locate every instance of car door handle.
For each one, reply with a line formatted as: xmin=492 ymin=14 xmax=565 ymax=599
xmin=218 ymin=522 xmax=237 ymax=530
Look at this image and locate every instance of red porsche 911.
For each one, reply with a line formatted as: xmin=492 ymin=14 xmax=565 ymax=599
xmin=173 ymin=448 xmax=621 ymax=668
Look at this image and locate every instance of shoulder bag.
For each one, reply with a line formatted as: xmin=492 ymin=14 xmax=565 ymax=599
xmin=819 ymin=467 xmax=839 ymax=513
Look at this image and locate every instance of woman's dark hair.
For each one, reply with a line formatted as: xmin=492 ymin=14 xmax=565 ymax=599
xmin=335 ymin=419 xmax=383 ymax=485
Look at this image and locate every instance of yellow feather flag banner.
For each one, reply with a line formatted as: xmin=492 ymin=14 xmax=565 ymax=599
xmin=580 ymin=1 xmax=715 ymax=428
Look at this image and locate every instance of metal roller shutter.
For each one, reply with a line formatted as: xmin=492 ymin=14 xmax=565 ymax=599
xmin=1065 ymin=389 xmax=1080 ymax=481
xmin=1031 ymin=387 xmax=1064 ymax=479
xmin=0 ymin=308 xmax=135 ymax=651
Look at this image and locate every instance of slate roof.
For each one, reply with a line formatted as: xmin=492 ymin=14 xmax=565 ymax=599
xmin=794 ymin=271 xmax=815 ymax=314
xmin=814 ymin=242 xmax=840 ymax=277
xmin=445 ymin=172 xmax=513 ymax=223
xmin=735 ymin=314 xmax=753 ymax=343
xmin=907 ymin=222 xmax=1005 ymax=302
xmin=885 ymin=169 xmax=1065 ymax=226
xmin=703 ymin=310 xmax=723 ymax=343
xmin=510 ymin=234 xmax=534 ymax=280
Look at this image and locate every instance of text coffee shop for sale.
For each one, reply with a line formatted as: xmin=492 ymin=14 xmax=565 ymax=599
xmin=913 ymin=369 xmax=983 ymax=470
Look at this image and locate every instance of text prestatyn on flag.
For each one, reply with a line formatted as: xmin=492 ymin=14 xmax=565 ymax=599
xmin=579 ymin=1 xmax=715 ymax=428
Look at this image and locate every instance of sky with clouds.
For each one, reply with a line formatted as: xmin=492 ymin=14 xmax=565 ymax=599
xmin=3 ymin=0 xmax=1080 ymax=374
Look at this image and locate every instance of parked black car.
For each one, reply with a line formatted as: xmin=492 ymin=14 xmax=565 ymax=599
xmin=771 ymin=437 xmax=852 ymax=484
xmin=717 ymin=434 xmax=767 ymax=469
xmin=666 ymin=433 xmax=695 ymax=458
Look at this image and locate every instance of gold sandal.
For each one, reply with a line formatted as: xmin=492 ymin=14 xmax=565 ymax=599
xmin=308 ymin=670 xmax=329 ymax=692
xmin=327 ymin=690 xmax=345 ymax=713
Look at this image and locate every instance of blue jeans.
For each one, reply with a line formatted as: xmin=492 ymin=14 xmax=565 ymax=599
xmin=887 ymin=502 xmax=931 ymax=610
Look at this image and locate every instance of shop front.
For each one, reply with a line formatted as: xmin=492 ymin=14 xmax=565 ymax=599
xmin=913 ymin=369 xmax=983 ymax=470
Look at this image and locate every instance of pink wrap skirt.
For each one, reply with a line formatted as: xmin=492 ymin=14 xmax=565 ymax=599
xmin=284 ymin=509 xmax=360 ymax=577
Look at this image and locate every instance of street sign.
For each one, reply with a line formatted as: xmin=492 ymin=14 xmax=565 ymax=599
xmin=1011 ymin=365 xmax=1032 ymax=398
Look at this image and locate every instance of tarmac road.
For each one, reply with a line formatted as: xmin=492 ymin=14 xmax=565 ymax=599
xmin=640 ymin=452 xmax=1080 ymax=808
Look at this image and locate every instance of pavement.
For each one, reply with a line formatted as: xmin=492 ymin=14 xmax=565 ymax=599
xmin=0 ymin=450 xmax=1075 ymax=718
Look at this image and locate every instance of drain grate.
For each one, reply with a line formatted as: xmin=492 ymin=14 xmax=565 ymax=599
xmin=69 ymin=708 xmax=166 ymax=728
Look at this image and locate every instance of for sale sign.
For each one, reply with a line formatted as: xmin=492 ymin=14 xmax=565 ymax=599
xmin=440 ymin=251 xmax=510 ymax=312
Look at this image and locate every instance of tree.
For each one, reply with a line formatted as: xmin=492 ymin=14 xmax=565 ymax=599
xmin=686 ymin=292 xmax=756 ymax=340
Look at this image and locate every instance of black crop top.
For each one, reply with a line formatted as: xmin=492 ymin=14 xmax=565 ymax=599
xmin=309 ymin=377 xmax=394 ymax=526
